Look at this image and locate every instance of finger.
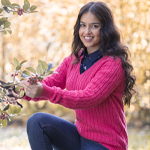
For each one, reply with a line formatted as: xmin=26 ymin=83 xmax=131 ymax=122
xmin=7 ymin=97 xmax=17 ymax=104
xmin=20 ymin=80 xmax=30 ymax=86
xmin=12 ymin=90 xmax=20 ymax=98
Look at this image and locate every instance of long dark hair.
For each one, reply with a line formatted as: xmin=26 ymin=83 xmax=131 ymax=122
xmin=71 ymin=1 xmax=136 ymax=106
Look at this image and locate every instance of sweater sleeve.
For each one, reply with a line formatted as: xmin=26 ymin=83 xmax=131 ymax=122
xmin=38 ymin=57 xmax=125 ymax=109
xmin=22 ymin=56 xmax=71 ymax=101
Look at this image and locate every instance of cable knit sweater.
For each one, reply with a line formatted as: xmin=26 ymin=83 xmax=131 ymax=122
xmin=24 ymin=54 xmax=128 ymax=150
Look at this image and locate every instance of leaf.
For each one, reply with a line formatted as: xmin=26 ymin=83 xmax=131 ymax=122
xmin=46 ymin=70 xmax=54 ymax=75
xmin=29 ymin=11 xmax=38 ymax=13
xmin=37 ymin=64 xmax=43 ymax=76
xmin=6 ymin=0 xmax=11 ymax=5
xmin=13 ymin=11 xmax=17 ymax=15
xmin=26 ymin=67 xmax=36 ymax=74
xmin=3 ymin=89 xmax=6 ymax=94
xmin=0 ymin=17 xmax=8 ymax=25
xmin=4 ymin=21 xmax=11 ymax=28
xmin=14 ymin=58 xmax=19 ymax=66
xmin=30 ymin=5 xmax=37 ymax=11
xmin=2 ymin=119 xmax=7 ymax=128
xmin=17 ymin=113 xmax=26 ymax=116
xmin=47 ymin=63 xmax=53 ymax=71
xmin=15 ymin=86 xmax=23 ymax=92
xmin=20 ymin=60 xmax=27 ymax=65
xmin=0 ymin=119 xmax=2 ymax=124
xmin=39 ymin=60 xmax=48 ymax=71
xmin=2 ymin=0 xmax=11 ymax=6
xmin=22 ymin=70 xmax=31 ymax=76
xmin=21 ymin=73 xmax=29 ymax=78
xmin=0 ymin=30 xmax=7 ymax=34
xmin=7 ymin=29 xmax=12 ymax=34
xmin=16 ymin=106 xmax=21 ymax=114
xmin=0 ymin=8 xmax=3 ymax=14
xmin=23 ymin=0 xmax=30 ymax=12
xmin=3 ymin=104 xmax=9 ymax=111
xmin=11 ymin=106 xmax=17 ymax=114
xmin=11 ymin=3 xmax=20 ymax=8
xmin=3 ymin=6 xmax=10 ymax=13
xmin=19 ymin=90 xmax=25 ymax=98
xmin=10 ymin=62 xmax=15 ymax=68
xmin=1 ymin=0 xmax=7 ymax=6
xmin=16 ymin=65 xmax=21 ymax=70
xmin=7 ymin=105 xmax=11 ymax=114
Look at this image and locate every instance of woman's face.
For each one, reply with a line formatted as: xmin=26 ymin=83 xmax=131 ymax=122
xmin=79 ymin=11 xmax=101 ymax=54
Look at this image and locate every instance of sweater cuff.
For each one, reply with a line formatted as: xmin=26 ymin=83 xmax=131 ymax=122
xmin=39 ymin=83 xmax=52 ymax=99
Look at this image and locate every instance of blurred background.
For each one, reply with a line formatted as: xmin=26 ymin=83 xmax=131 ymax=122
xmin=0 ymin=0 xmax=150 ymax=149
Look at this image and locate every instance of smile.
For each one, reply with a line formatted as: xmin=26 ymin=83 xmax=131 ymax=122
xmin=84 ymin=36 xmax=93 ymax=39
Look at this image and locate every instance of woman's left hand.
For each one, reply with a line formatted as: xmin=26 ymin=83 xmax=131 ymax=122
xmin=20 ymin=80 xmax=43 ymax=98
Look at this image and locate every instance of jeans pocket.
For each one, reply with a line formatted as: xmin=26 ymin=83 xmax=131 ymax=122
xmin=81 ymin=137 xmax=109 ymax=150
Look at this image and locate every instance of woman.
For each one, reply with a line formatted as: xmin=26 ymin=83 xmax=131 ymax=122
xmin=8 ymin=1 xmax=136 ymax=150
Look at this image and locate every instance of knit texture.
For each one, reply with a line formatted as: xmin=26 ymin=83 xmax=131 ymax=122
xmin=24 ymin=54 xmax=128 ymax=150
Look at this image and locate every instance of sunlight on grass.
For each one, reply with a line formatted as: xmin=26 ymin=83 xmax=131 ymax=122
xmin=0 ymin=127 xmax=150 ymax=150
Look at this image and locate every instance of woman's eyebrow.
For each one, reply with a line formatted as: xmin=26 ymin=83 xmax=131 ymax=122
xmin=80 ymin=21 xmax=100 ymax=25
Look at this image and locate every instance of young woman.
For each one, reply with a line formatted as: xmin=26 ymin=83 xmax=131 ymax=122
xmin=8 ymin=1 xmax=136 ymax=150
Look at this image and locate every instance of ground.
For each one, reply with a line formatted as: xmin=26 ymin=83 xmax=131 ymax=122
xmin=0 ymin=127 xmax=150 ymax=150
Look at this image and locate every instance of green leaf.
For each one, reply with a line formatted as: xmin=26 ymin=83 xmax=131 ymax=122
xmin=2 ymin=119 xmax=7 ymax=128
xmin=16 ymin=65 xmax=21 ymax=70
xmin=11 ymin=106 xmax=17 ymax=114
xmin=3 ymin=104 xmax=9 ymax=111
xmin=37 ymin=64 xmax=43 ymax=76
xmin=20 ymin=60 xmax=27 ymax=65
xmin=3 ymin=89 xmax=6 ymax=94
xmin=29 ymin=11 xmax=38 ymax=13
xmin=26 ymin=67 xmax=36 ymax=74
xmin=39 ymin=60 xmax=48 ymax=70
xmin=47 ymin=63 xmax=53 ymax=71
xmin=10 ymin=62 xmax=15 ymax=68
xmin=23 ymin=0 xmax=30 ymax=11
xmin=3 ymin=6 xmax=10 ymax=13
xmin=22 ymin=70 xmax=31 ymax=76
xmin=4 ymin=21 xmax=11 ymax=28
xmin=0 ymin=8 xmax=3 ymax=14
xmin=7 ymin=29 xmax=12 ymax=34
xmin=46 ymin=70 xmax=54 ymax=75
xmin=19 ymin=89 xmax=25 ymax=98
xmin=1 ymin=0 xmax=7 ymax=6
xmin=30 ymin=5 xmax=37 ymax=11
xmin=14 ymin=58 xmax=19 ymax=67
xmin=13 ymin=11 xmax=17 ymax=15
xmin=7 ymin=5 xmax=14 ymax=9
xmin=0 ymin=30 xmax=7 ymax=34
xmin=6 ymin=0 xmax=11 ymax=5
xmin=11 ymin=3 xmax=20 ymax=8
xmin=15 ymin=86 xmax=23 ymax=92
xmin=16 ymin=106 xmax=21 ymax=114
xmin=17 ymin=113 xmax=26 ymax=116
xmin=7 ymin=105 xmax=11 ymax=114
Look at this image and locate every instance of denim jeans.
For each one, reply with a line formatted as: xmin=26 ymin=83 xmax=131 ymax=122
xmin=27 ymin=112 xmax=109 ymax=150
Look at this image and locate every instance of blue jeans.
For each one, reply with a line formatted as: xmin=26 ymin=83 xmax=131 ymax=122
xmin=27 ymin=112 xmax=109 ymax=150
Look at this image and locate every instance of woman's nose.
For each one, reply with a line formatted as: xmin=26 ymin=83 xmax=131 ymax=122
xmin=85 ymin=26 xmax=91 ymax=34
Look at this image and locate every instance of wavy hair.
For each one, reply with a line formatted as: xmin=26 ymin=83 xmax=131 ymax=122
xmin=71 ymin=1 xmax=136 ymax=106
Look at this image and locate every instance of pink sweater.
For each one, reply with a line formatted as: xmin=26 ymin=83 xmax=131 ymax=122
xmin=24 ymin=54 xmax=128 ymax=150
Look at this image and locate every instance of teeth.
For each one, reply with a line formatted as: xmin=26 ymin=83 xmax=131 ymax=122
xmin=85 ymin=37 xmax=92 ymax=39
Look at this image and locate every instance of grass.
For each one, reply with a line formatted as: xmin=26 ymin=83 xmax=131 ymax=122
xmin=0 ymin=126 xmax=150 ymax=150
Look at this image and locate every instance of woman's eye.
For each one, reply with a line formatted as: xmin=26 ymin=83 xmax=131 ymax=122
xmin=92 ymin=25 xmax=98 ymax=28
xmin=80 ymin=24 xmax=85 ymax=27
